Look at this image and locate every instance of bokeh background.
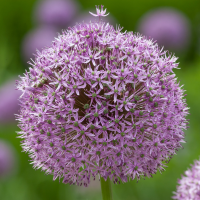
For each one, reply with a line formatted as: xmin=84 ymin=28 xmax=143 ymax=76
xmin=0 ymin=0 xmax=200 ymax=199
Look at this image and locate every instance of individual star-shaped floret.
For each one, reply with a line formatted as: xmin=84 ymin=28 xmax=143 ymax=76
xmin=89 ymin=5 xmax=109 ymax=18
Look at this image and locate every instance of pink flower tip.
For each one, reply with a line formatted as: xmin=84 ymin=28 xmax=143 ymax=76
xmin=89 ymin=5 xmax=109 ymax=18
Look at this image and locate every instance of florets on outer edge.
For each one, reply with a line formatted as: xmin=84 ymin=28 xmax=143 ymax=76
xmin=89 ymin=5 xmax=109 ymax=18
xmin=16 ymin=7 xmax=189 ymax=187
xmin=173 ymin=159 xmax=200 ymax=200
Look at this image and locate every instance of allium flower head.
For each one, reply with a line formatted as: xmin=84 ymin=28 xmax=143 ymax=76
xmin=16 ymin=6 xmax=189 ymax=186
xmin=0 ymin=140 xmax=16 ymax=178
xmin=34 ymin=0 xmax=79 ymax=27
xmin=22 ymin=26 xmax=57 ymax=61
xmin=173 ymin=159 xmax=200 ymax=200
xmin=0 ymin=79 xmax=21 ymax=123
xmin=137 ymin=8 xmax=191 ymax=51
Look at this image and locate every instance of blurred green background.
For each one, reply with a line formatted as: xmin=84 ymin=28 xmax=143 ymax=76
xmin=0 ymin=0 xmax=200 ymax=199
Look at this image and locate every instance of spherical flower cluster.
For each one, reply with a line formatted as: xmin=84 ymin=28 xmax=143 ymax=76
xmin=0 ymin=140 xmax=16 ymax=178
xmin=17 ymin=7 xmax=189 ymax=186
xmin=137 ymin=8 xmax=190 ymax=51
xmin=22 ymin=26 xmax=58 ymax=61
xmin=173 ymin=159 xmax=200 ymax=200
xmin=33 ymin=0 xmax=79 ymax=27
xmin=22 ymin=0 xmax=79 ymax=62
xmin=0 ymin=79 xmax=21 ymax=123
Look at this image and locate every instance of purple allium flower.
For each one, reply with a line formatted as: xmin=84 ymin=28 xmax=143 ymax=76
xmin=173 ymin=159 xmax=200 ymax=200
xmin=0 ymin=140 xmax=16 ymax=178
xmin=21 ymin=26 xmax=57 ymax=62
xmin=0 ymin=79 xmax=21 ymax=123
xmin=16 ymin=6 xmax=189 ymax=186
xmin=33 ymin=0 xmax=79 ymax=27
xmin=137 ymin=8 xmax=191 ymax=51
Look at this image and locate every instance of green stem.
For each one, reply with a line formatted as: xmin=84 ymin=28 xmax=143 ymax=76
xmin=100 ymin=177 xmax=113 ymax=200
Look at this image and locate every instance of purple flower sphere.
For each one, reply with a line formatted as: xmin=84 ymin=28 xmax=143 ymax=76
xmin=17 ymin=7 xmax=189 ymax=186
xmin=0 ymin=140 xmax=16 ymax=178
xmin=33 ymin=0 xmax=79 ymax=27
xmin=0 ymin=79 xmax=21 ymax=123
xmin=173 ymin=159 xmax=200 ymax=200
xmin=137 ymin=8 xmax=191 ymax=51
xmin=21 ymin=26 xmax=57 ymax=62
